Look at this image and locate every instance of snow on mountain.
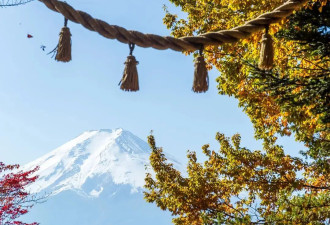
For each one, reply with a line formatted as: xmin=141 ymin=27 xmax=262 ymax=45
xmin=24 ymin=128 xmax=180 ymax=197
xmin=22 ymin=129 xmax=180 ymax=225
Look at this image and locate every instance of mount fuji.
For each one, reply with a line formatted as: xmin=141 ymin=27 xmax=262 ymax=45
xmin=22 ymin=129 xmax=180 ymax=225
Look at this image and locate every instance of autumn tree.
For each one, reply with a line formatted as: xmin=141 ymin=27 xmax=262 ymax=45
xmin=145 ymin=133 xmax=329 ymax=224
xmin=145 ymin=0 xmax=329 ymax=224
xmin=162 ymin=0 xmax=329 ymax=159
xmin=0 ymin=162 xmax=39 ymax=225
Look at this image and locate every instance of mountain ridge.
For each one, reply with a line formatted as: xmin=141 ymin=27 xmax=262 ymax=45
xmin=23 ymin=128 xmax=175 ymax=197
xmin=22 ymin=128 xmax=178 ymax=225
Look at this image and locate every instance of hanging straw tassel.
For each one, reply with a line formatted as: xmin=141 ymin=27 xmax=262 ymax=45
xmin=55 ymin=18 xmax=72 ymax=62
xmin=193 ymin=47 xmax=209 ymax=93
xmin=119 ymin=43 xmax=139 ymax=92
xmin=258 ymin=26 xmax=274 ymax=70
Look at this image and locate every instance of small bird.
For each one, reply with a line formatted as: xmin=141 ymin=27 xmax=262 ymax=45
xmin=27 ymin=34 xmax=33 ymax=38
xmin=40 ymin=45 xmax=46 ymax=51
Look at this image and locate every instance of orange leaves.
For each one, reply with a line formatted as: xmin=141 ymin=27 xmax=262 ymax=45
xmin=164 ymin=0 xmax=329 ymax=151
xmin=144 ymin=134 xmax=321 ymax=224
xmin=151 ymin=1 xmax=330 ymax=223
xmin=166 ymin=0 xmax=329 ymax=155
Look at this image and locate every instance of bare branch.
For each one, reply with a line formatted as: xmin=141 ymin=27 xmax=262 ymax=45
xmin=0 ymin=0 xmax=34 ymax=7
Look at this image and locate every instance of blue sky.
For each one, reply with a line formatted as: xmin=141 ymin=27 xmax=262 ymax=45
xmin=0 ymin=0 xmax=305 ymax=165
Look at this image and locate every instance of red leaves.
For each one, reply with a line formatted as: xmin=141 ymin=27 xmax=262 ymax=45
xmin=0 ymin=162 xmax=39 ymax=225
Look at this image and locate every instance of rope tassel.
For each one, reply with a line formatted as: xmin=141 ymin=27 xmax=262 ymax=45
xmin=258 ymin=26 xmax=274 ymax=70
xmin=193 ymin=48 xmax=209 ymax=93
xmin=119 ymin=43 xmax=139 ymax=92
xmin=55 ymin=18 xmax=72 ymax=62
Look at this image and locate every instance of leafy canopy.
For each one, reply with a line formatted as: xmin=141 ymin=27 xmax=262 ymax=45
xmin=144 ymin=1 xmax=329 ymax=224
xmin=145 ymin=134 xmax=329 ymax=224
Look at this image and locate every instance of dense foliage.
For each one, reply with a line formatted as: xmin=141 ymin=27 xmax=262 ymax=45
xmin=0 ymin=162 xmax=39 ymax=225
xmin=144 ymin=0 xmax=329 ymax=224
xmin=145 ymin=134 xmax=329 ymax=224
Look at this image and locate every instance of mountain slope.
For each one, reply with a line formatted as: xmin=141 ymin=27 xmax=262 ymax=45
xmin=22 ymin=129 xmax=179 ymax=225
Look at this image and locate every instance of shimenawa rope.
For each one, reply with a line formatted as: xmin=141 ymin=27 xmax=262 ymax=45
xmin=36 ymin=0 xmax=308 ymax=92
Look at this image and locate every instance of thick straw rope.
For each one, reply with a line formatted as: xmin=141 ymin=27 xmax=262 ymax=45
xmin=39 ymin=0 xmax=308 ymax=51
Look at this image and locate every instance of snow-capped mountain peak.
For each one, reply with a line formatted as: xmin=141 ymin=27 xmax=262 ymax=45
xmin=24 ymin=129 xmax=162 ymax=197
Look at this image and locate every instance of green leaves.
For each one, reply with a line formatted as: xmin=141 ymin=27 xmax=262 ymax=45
xmin=145 ymin=133 xmax=329 ymax=224
xmin=143 ymin=1 xmax=330 ymax=224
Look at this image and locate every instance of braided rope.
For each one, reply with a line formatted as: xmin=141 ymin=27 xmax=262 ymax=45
xmin=39 ymin=0 xmax=308 ymax=52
